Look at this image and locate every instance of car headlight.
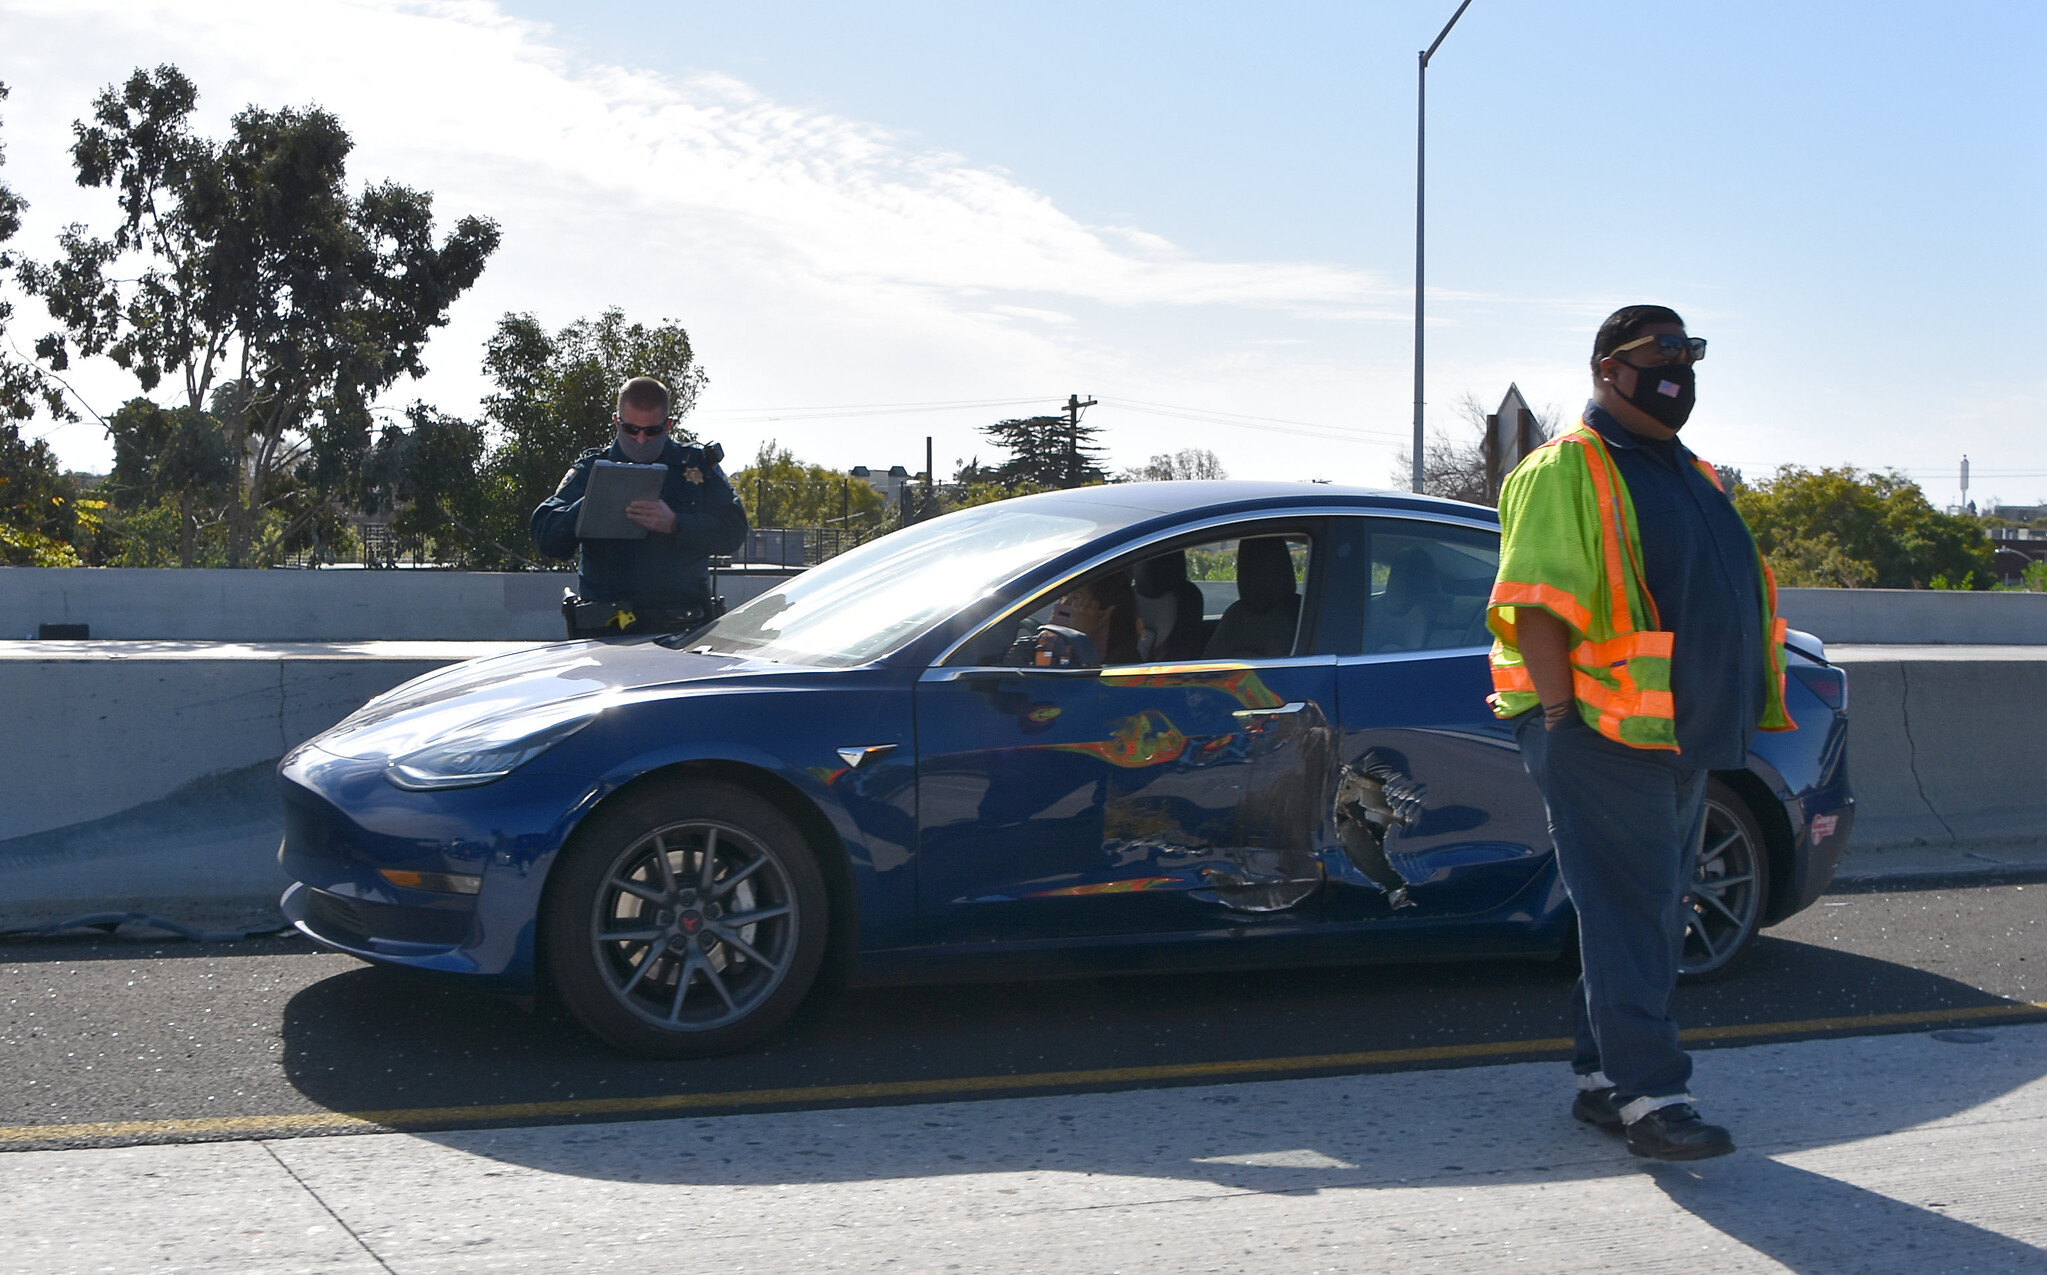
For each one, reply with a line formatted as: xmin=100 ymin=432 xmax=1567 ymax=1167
xmin=386 ymin=700 xmax=603 ymax=790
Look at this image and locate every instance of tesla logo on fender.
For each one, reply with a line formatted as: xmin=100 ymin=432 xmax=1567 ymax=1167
xmin=1811 ymin=814 xmax=1839 ymax=844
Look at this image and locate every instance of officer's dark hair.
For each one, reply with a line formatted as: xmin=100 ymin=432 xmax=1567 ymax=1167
xmin=617 ymin=377 xmax=671 ymax=417
xmin=1591 ymin=305 xmax=1686 ymax=373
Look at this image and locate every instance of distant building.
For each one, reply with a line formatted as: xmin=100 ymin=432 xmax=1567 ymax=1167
xmin=1989 ymin=502 xmax=2047 ymax=524
xmin=849 ymin=464 xmax=913 ymax=503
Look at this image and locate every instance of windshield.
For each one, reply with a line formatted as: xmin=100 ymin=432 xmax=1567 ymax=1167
xmin=684 ymin=501 xmax=1141 ymax=667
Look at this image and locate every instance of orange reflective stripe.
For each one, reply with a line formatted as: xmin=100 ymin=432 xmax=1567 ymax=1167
xmin=1571 ymin=671 xmax=1674 ymax=720
xmin=1564 ymin=431 xmax=1637 ymax=634
xmin=1492 ymin=661 xmax=1534 ymax=690
xmin=1693 ymin=457 xmax=1725 ymax=492
xmin=1489 ymin=580 xmax=1594 ymax=635
xmin=1575 ymin=630 xmax=1673 ymax=668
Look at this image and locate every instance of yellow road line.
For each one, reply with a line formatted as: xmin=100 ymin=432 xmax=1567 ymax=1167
xmin=4 ymin=1001 xmax=2042 ymax=1147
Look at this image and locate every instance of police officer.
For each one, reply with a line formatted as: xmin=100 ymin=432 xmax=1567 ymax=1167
xmin=531 ymin=376 xmax=748 ymax=635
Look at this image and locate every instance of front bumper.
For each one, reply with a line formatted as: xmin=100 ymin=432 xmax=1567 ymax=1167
xmin=278 ymin=743 xmax=603 ymax=990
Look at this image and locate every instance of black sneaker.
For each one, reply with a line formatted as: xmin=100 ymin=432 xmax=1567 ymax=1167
xmin=1625 ymin=1103 xmax=1735 ymax=1161
xmin=1572 ymin=1087 xmax=1624 ymax=1133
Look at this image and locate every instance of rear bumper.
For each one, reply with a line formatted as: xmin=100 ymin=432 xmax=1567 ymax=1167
xmin=1789 ymin=795 xmax=1853 ymax=912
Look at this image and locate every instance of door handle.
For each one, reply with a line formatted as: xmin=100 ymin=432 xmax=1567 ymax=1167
xmin=1233 ymin=701 xmax=1308 ymax=718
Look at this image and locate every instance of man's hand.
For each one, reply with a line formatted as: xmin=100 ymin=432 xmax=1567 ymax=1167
xmin=625 ymin=499 xmax=677 ymax=534
xmin=1516 ymin=607 xmax=1578 ymax=729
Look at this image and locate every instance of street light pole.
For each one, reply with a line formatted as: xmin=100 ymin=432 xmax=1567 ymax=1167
xmin=1412 ymin=0 xmax=1475 ymax=494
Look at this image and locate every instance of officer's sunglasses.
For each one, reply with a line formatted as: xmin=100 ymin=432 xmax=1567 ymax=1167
xmin=1611 ymin=333 xmax=1707 ymax=363
xmin=613 ymin=416 xmax=674 ymax=438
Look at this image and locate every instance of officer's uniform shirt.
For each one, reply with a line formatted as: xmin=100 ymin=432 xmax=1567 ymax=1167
xmin=1583 ymin=402 xmax=1765 ymax=770
xmin=529 ymin=435 xmax=748 ymax=613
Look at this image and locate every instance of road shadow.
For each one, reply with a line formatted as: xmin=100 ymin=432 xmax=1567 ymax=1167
xmin=1645 ymin=1152 xmax=2047 ymax=1275
xmin=276 ymin=934 xmax=2043 ymax=1165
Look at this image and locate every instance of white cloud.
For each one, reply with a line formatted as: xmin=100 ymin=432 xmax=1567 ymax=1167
xmin=0 ymin=0 xmax=1408 ymax=478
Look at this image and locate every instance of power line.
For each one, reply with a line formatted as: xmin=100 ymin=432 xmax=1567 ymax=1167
xmin=1102 ymin=397 xmax=1403 ymax=445
xmin=695 ymin=396 xmax=1051 ymax=423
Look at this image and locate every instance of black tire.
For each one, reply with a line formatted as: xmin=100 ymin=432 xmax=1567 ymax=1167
xmin=1679 ymin=779 xmax=1771 ymax=981
xmin=543 ymin=778 xmax=828 ymax=1058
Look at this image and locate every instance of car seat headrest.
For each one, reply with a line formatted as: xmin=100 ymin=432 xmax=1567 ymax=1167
xmin=1383 ymin=546 xmax=1440 ymax=616
xmin=1235 ymin=537 xmax=1297 ymax=612
xmin=1134 ymin=550 xmax=1189 ymax=599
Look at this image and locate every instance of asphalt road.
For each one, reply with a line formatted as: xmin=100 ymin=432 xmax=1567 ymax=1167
xmin=2 ymin=879 xmax=2041 ymax=1152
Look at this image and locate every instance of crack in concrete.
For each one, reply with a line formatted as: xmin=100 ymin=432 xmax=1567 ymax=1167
xmin=1897 ymin=663 xmax=1958 ymax=847
xmin=261 ymin=1141 xmax=397 ymax=1273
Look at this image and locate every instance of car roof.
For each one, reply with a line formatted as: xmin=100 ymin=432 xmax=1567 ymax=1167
xmin=993 ymin=480 xmax=1500 ymax=524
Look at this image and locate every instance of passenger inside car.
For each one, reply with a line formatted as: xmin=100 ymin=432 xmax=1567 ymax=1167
xmin=1060 ymin=570 xmax=1143 ymax=664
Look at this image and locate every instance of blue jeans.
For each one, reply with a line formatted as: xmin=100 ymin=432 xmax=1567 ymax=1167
xmin=1516 ymin=711 xmax=1709 ymax=1102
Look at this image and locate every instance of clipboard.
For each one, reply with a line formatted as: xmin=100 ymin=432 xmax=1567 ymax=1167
xmin=575 ymin=461 xmax=669 ymax=539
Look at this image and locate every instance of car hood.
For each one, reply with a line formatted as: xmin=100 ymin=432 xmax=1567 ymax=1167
xmin=303 ymin=637 xmax=778 ymax=763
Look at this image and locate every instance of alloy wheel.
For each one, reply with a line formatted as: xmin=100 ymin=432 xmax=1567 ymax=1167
xmin=588 ymin=818 xmax=800 ymax=1031
xmin=1680 ymin=792 xmax=1766 ymax=979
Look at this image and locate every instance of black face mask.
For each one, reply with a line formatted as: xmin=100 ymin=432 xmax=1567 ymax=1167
xmin=1623 ymin=361 xmax=1696 ymax=429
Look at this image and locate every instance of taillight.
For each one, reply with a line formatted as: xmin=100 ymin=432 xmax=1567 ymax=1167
xmin=1788 ymin=663 xmax=1846 ymax=711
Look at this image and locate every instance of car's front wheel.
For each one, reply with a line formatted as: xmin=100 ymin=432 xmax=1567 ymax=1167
xmin=1679 ymin=780 xmax=1771 ymax=981
xmin=543 ymin=778 xmax=828 ymax=1057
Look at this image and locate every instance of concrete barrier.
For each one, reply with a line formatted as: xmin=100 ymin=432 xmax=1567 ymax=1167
xmin=4 ymin=639 xmax=2040 ymax=933
xmin=1830 ymin=646 xmax=2047 ymax=854
xmin=1 ymin=641 xmax=529 ymax=930
xmin=1780 ymin=588 xmax=2047 ymax=645
xmin=0 ymin=565 xmax=797 ymax=642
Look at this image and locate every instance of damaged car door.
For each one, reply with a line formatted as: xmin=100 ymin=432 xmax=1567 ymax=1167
xmin=1328 ymin=515 xmax=1556 ymax=927
xmin=913 ymin=525 xmax=1342 ymax=943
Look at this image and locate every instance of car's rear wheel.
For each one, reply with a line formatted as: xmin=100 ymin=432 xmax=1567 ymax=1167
xmin=543 ymin=778 xmax=827 ymax=1057
xmin=1679 ymin=780 xmax=1770 ymax=981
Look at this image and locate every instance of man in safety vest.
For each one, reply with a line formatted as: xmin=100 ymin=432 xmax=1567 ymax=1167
xmin=1488 ymin=304 xmax=1793 ymax=1162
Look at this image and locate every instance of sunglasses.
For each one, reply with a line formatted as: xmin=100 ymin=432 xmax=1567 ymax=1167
xmin=1612 ymin=333 xmax=1707 ymax=363
xmin=614 ymin=416 xmax=673 ymax=438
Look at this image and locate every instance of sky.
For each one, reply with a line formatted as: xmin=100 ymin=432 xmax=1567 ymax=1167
xmin=1 ymin=0 xmax=2042 ymax=506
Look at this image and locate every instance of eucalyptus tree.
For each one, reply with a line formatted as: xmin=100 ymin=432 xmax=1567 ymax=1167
xmin=24 ymin=65 xmax=499 ymax=566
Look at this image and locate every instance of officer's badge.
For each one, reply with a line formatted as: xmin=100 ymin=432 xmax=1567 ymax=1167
xmin=684 ymin=467 xmax=705 ymax=485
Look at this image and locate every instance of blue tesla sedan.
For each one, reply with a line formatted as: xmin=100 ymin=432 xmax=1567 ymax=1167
xmin=279 ymin=482 xmax=1854 ymax=1057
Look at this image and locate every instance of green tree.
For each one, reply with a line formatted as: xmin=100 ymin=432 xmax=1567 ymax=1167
xmin=22 ymin=65 xmax=499 ymax=567
xmin=1 ymin=81 xmax=68 ymax=426
xmin=479 ymin=308 xmax=708 ymax=566
xmin=0 ymin=419 xmax=87 ymax=565
xmin=730 ymin=441 xmax=886 ymax=530
xmin=0 ymin=80 xmax=88 ymax=565
xmin=360 ymin=402 xmax=535 ymax=567
xmin=101 ymin=396 xmax=235 ymax=567
xmin=1734 ymin=466 xmax=1994 ymax=589
xmin=1119 ymin=448 xmax=1228 ymax=482
xmin=982 ymin=414 xmax=1105 ymax=489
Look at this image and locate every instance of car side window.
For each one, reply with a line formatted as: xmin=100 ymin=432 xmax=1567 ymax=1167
xmin=1358 ymin=520 xmax=1500 ymax=654
xmin=945 ymin=528 xmax=1317 ymax=667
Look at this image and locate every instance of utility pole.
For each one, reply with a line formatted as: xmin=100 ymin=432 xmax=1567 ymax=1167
xmin=1413 ymin=0 xmax=1475 ymax=493
xmin=924 ymin=435 xmax=934 ymax=519
xmin=1064 ymin=393 xmax=1097 ymax=488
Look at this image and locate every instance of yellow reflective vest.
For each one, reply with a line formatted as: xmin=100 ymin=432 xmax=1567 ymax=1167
xmin=1486 ymin=421 xmax=1794 ymax=750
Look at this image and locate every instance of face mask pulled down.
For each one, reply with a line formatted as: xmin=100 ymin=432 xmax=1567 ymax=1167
xmin=1624 ymin=361 xmax=1696 ymax=430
